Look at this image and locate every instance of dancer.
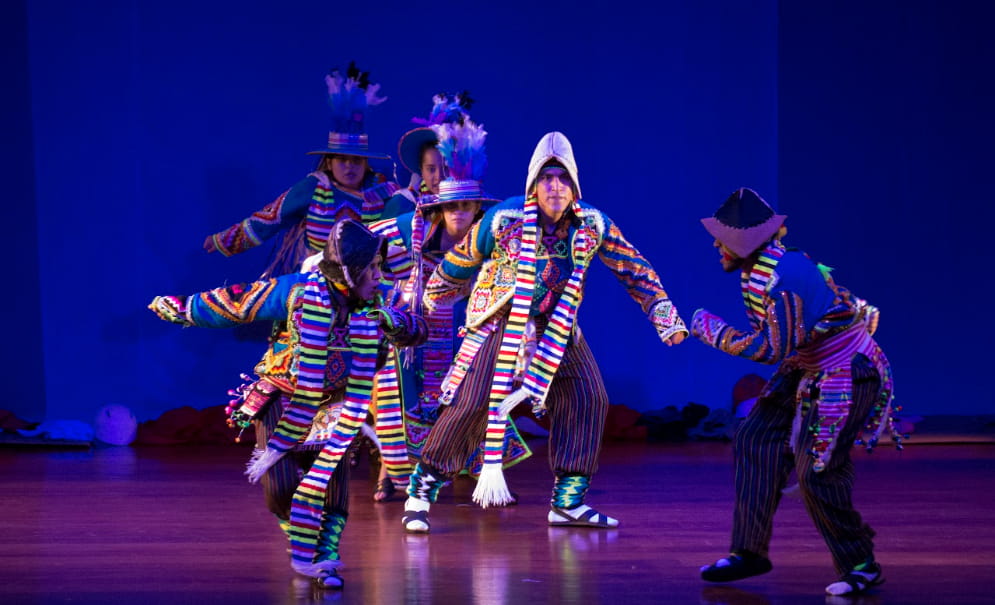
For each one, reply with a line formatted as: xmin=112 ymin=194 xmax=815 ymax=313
xmin=369 ymin=112 xmax=529 ymax=501
xmin=401 ymin=131 xmax=687 ymax=533
xmin=691 ymin=188 xmax=896 ymax=596
xmin=150 ymin=219 xmax=427 ymax=589
xmin=389 ymin=92 xmax=473 ymax=208
xmin=203 ymin=62 xmax=408 ymax=276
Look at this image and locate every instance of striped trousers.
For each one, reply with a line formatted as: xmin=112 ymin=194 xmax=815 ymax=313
xmin=254 ymin=390 xmax=349 ymax=519
xmin=731 ymin=353 xmax=880 ymax=574
xmin=420 ymin=316 xmax=610 ymax=479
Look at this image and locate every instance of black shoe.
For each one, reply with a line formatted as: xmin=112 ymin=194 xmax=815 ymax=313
xmin=700 ymin=551 xmax=773 ymax=582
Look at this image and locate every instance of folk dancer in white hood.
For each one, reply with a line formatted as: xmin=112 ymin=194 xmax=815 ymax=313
xmin=401 ymin=132 xmax=688 ymax=533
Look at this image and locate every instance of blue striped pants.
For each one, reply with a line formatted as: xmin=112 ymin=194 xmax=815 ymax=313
xmin=731 ymin=353 xmax=880 ymax=573
xmin=255 ymin=390 xmax=350 ymax=519
xmin=420 ymin=316 xmax=610 ymax=479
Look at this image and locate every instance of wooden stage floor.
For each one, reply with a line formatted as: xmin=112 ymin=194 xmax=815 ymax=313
xmin=1 ymin=439 xmax=992 ymax=604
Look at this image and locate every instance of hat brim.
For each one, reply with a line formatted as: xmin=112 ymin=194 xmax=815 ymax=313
xmin=397 ymin=127 xmax=438 ymax=175
xmin=420 ymin=195 xmax=500 ymax=208
xmin=306 ymin=149 xmax=392 ymax=160
xmin=701 ymin=214 xmax=786 ymax=259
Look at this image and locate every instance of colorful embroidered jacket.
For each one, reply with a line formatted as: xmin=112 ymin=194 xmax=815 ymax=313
xmin=206 ymin=171 xmax=408 ymax=272
xmin=690 ymin=241 xmax=896 ymax=471
xmin=148 ymin=273 xmax=427 ymax=394
xmin=423 ymin=196 xmax=686 ymax=342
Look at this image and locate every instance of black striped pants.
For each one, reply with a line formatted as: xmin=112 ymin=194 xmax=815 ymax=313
xmin=254 ymin=390 xmax=350 ymax=519
xmin=731 ymin=354 xmax=880 ymax=574
xmin=420 ymin=317 xmax=610 ymax=479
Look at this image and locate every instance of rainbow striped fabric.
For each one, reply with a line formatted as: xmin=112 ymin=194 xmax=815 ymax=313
xmin=288 ymin=304 xmax=379 ymax=569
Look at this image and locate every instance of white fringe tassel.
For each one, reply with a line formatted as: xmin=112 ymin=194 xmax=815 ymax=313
xmin=245 ymin=448 xmax=285 ymax=484
xmin=360 ymin=422 xmax=382 ymax=451
xmin=472 ymin=464 xmax=513 ymax=509
xmin=497 ymin=387 xmax=531 ymax=417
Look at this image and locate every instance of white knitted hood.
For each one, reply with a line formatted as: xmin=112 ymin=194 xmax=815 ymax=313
xmin=525 ymin=131 xmax=581 ymax=199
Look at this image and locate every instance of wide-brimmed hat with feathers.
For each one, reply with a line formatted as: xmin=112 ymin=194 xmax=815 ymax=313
xmin=307 ymin=62 xmax=390 ymax=160
xmin=426 ymin=117 xmax=500 ymax=208
xmin=397 ymin=92 xmax=474 ymax=175
xmin=701 ymin=188 xmax=787 ymax=258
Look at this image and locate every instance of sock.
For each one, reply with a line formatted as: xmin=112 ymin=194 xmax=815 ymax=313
xmin=551 ymin=474 xmax=590 ymax=509
xmin=407 ymin=462 xmax=445 ymax=503
xmin=276 ymin=516 xmax=292 ymax=540
xmin=315 ymin=511 xmax=347 ymax=564
xmin=404 ymin=497 xmax=430 ymax=512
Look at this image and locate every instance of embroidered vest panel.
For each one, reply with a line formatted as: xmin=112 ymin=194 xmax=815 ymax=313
xmin=254 ymin=287 xmax=354 ymax=393
xmin=465 ymin=208 xmax=605 ymax=329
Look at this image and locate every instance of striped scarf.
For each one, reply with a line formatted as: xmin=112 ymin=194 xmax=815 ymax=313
xmin=289 ymin=304 xmax=379 ymax=574
xmin=258 ymin=274 xmax=335 ymax=457
xmin=742 ymin=240 xmax=785 ymax=329
xmin=373 ymin=201 xmax=432 ymax=486
xmin=305 ymin=182 xmax=339 ymax=252
xmin=404 ymin=207 xmax=427 ymax=318
xmin=304 ymin=179 xmax=388 ymax=252
xmin=474 ymin=195 xmax=597 ymax=507
xmin=400 ymin=182 xmax=437 ymax=319
xmin=373 ymin=355 xmax=409 ymax=486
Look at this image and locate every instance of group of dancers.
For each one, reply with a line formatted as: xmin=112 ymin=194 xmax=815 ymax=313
xmin=149 ymin=63 xmax=898 ymax=596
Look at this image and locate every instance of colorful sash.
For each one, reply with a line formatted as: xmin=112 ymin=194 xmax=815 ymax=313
xmin=439 ymin=319 xmax=498 ymax=405
xmin=288 ymin=305 xmax=379 ymax=574
xmin=373 ymin=355 xmax=411 ymax=486
xmin=374 ymin=202 xmax=434 ymax=486
xmin=791 ymin=322 xmax=895 ymax=471
xmin=245 ymin=274 xmax=334 ymax=476
xmin=741 ymin=241 xmax=785 ymax=329
xmin=242 ymin=274 xmax=383 ymax=572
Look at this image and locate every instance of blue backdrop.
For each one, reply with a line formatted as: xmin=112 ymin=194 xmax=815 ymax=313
xmin=5 ymin=0 xmax=992 ymax=424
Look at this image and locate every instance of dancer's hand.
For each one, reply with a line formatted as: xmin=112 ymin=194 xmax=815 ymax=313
xmin=203 ymin=236 xmax=217 ymax=253
xmin=664 ymin=331 xmax=686 ymax=347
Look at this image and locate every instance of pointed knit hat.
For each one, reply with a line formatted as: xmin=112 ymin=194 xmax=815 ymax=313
xmin=701 ymin=188 xmax=786 ymax=258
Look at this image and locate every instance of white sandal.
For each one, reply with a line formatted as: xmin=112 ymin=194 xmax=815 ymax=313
xmin=548 ymin=505 xmax=619 ymax=528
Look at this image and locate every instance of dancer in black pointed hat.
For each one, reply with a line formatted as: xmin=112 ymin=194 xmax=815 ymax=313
xmin=692 ymin=188 xmax=899 ymax=597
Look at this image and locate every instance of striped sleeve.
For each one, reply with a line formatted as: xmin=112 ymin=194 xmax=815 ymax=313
xmin=150 ymin=274 xmax=305 ymax=329
xmin=692 ymin=290 xmax=808 ymax=364
xmin=369 ymin=217 xmax=413 ymax=280
xmin=596 ymin=218 xmax=687 ymax=340
xmin=206 ymin=176 xmax=317 ymax=256
xmin=424 ymin=219 xmax=492 ymax=311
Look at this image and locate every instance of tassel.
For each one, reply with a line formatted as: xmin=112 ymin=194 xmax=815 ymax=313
xmin=359 ymin=422 xmax=381 ymax=451
xmin=472 ymin=464 xmax=514 ymax=509
xmin=497 ymin=387 xmax=532 ymax=418
xmin=245 ymin=448 xmax=285 ymax=484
